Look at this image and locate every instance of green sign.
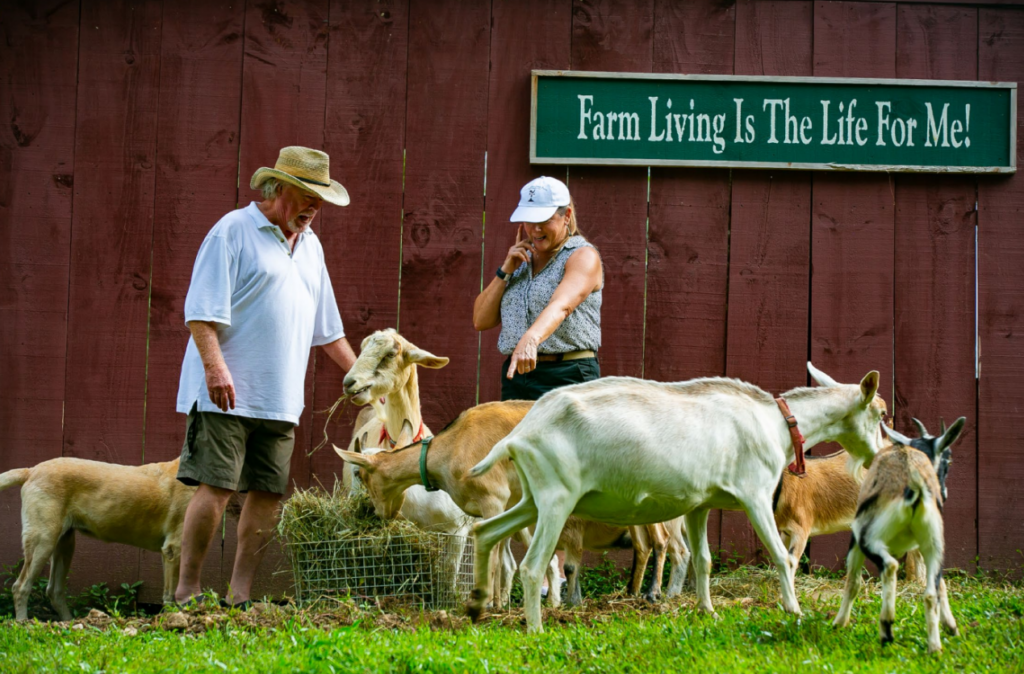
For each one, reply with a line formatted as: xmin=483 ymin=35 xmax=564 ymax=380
xmin=531 ymin=71 xmax=1016 ymax=173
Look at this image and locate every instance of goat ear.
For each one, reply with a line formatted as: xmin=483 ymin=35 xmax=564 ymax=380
xmin=939 ymin=416 xmax=966 ymax=453
xmin=911 ymin=417 xmax=929 ymax=437
xmin=405 ymin=347 xmax=449 ymax=369
xmin=335 ymin=447 xmax=375 ymax=470
xmin=881 ymin=424 xmax=913 ymax=447
xmin=859 ymin=371 xmax=880 ymax=406
xmin=807 ymin=362 xmax=840 ymax=388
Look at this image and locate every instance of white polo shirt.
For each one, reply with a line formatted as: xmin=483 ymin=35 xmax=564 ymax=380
xmin=176 ymin=202 xmax=345 ymax=425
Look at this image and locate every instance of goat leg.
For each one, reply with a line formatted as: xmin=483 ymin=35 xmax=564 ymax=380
xmin=664 ymin=517 xmax=690 ymax=598
xmin=642 ymin=524 xmax=668 ymax=602
xmin=626 ymin=525 xmax=652 ymax=596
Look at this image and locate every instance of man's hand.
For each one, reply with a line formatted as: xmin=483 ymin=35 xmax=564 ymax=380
xmin=205 ymin=361 xmax=236 ymax=412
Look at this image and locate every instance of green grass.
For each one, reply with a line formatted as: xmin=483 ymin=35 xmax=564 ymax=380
xmin=1 ymin=568 xmax=1021 ymax=674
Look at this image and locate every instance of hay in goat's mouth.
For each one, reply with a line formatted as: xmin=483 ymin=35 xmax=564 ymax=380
xmin=279 ymin=482 xmax=472 ymax=609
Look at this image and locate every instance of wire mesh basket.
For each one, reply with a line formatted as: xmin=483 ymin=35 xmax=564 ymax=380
xmin=287 ymin=532 xmax=474 ymax=610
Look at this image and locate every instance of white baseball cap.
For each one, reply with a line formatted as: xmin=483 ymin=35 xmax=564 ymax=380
xmin=509 ymin=176 xmax=571 ymax=223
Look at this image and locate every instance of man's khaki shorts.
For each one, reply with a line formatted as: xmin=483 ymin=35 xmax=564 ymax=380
xmin=177 ymin=404 xmax=296 ymax=494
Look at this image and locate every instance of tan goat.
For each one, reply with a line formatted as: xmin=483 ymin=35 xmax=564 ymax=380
xmin=0 ymin=457 xmax=195 ymax=620
xmin=337 ymin=399 xmax=689 ymax=606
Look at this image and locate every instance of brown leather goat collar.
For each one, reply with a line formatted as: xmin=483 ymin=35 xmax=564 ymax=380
xmin=776 ymin=397 xmax=807 ymax=477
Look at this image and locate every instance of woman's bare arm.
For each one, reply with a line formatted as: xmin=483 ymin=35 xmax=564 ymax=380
xmin=506 ymin=246 xmax=602 ymax=379
xmin=473 ymin=224 xmax=533 ymax=331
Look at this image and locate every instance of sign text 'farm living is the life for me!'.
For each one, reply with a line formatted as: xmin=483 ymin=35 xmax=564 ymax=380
xmin=530 ymin=71 xmax=1016 ymax=173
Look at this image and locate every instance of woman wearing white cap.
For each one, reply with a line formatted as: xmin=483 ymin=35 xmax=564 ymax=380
xmin=473 ymin=176 xmax=603 ymax=401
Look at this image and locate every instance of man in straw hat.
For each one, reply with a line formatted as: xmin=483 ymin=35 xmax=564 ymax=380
xmin=174 ymin=146 xmax=357 ymax=608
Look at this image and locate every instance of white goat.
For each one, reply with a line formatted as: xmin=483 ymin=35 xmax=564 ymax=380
xmin=833 ymin=418 xmax=965 ymax=653
xmin=341 ymin=331 xmax=472 ymax=531
xmin=467 ymin=363 xmax=887 ymax=632
xmin=340 ymin=329 xmax=518 ymax=605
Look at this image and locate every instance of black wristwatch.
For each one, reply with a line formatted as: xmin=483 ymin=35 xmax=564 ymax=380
xmin=496 ymin=267 xmax=511 ymax=282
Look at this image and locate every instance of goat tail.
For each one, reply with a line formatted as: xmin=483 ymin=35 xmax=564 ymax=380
xmin=469 ymin=440 xmax=511 ymax=478
xmin=903 ymin=464 xmax=932 ymax=511
xmin=0 ymin=468 xmax=30 ymax=493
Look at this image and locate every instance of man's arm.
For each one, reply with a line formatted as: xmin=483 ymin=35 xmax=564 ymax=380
xmin=321 ymin=337 xmax=357 ymax=374
xmin=188 ymin=320 xmax=235 ymax=412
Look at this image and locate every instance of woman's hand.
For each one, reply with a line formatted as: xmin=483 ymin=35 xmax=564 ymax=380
xmin=502 ymin=224 xmax=533 ymax=274
xmin=507 ymin=333 xmax=540 ymax=379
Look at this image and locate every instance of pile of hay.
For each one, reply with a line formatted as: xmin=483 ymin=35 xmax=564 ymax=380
xmin=279 ymin=483 xmax=472 ymax=609
xmin=279 ymin=482 xmax=421 ymax=543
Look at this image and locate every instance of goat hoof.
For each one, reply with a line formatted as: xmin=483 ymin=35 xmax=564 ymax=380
xmin=643 ymin=591 xmax=661 ymax=604
xmin=467 ymin=589 xmax=487 ymax=623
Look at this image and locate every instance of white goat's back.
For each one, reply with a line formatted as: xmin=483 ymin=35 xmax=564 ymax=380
xmin=494 ymin=377 xmax=786 ymax=525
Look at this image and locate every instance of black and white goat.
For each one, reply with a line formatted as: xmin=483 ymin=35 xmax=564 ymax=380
xmin=833 ymin=417 xmax=965 ymax=653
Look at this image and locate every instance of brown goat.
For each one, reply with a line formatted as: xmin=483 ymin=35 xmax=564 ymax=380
xmin=774 ymin=451 xmax=862 ymax=575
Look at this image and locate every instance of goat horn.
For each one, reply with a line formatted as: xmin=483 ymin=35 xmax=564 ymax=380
xmin=940 ymin=418 xmax=947 ymax=435
xmin=912 ymin=417 xmax=928 ymax=437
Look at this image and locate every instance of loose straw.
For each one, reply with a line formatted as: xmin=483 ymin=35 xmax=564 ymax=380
xmin=309 ymin=395 xmax=350 ymax=457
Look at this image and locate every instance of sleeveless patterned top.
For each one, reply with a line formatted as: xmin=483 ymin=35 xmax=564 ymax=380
xmin=498 ymin=235 xmax=602 ymax=356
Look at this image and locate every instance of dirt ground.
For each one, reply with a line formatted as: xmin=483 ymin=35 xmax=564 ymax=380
xmin=10 ymin=567 xmax=946 ymax=635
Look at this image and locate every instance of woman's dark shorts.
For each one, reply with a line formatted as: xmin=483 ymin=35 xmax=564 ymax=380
xmin=500 ymin=356 xmax=601 ymax=402
xmin=177 ymin=404 xmax=296 ymax=495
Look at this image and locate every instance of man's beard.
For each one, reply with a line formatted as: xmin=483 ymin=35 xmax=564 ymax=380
xmin=285 ymin=216 xmax=312 ymax=234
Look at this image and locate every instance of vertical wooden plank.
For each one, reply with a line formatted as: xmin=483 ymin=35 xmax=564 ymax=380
xmin=978 ymin=8 xmax=1024 ymax=574
xmin=721 ymin=0 xmax=812 ymax=565
xmin=479 ymin=0 xmax=572 ymax=404
xmin=894 ymin=4 xmax=978 ymax=571
xmin=0 ymin=1 xmax=79 ymax=572
xmin=809 ymin=0 xmax=896 ymax=570
xmin=61 ymin=0 xmax=164 ymax=595
xmin=237 ymin=0 xmax=329 ymax=489
xmin=228 ymin=0 xmax=331 ymax=601
xmin=398 ymin=0 xmax=490 ymax=428
xmin=311 ymin=0 xmax=408 ymax=485
xmin=570 ymin=0 xmax=652 ymax=386
xmin=139 ymin=1 xmax=245 ymax=603
xmin=646 ymin=0 xmax=733 ymax=555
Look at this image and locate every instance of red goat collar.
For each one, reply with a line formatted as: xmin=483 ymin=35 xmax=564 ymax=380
xmin=776 ymin=397 xmax=807 ymax=477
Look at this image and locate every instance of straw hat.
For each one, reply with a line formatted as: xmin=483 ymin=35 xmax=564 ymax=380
xmin=250 ymin=146 xmax=350 ymax=206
